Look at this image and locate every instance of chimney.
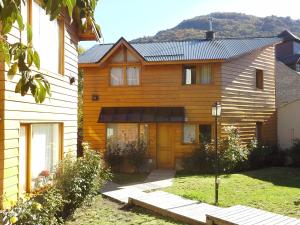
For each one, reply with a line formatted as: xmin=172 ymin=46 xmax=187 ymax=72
xmin=206 ymin=17 xmax=215 ymax=40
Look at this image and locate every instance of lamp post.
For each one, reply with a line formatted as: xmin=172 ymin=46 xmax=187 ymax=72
xmin=212 ymin=102 xmax=221 ymax=205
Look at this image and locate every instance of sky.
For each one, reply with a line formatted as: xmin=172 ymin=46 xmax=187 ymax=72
xmin=80 ymin=0 xmax=300 ymax=49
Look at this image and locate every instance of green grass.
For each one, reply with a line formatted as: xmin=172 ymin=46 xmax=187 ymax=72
xmin=112 ymin=172 xmax=148 ymax=185
xmin=65 ymin=195 xmax=183 ymax=225
xmin=165 ymin=167 xmax=300 ymax=218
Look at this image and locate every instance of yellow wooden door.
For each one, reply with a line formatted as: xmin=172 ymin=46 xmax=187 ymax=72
xmin=157 ymin=124 xmax=174 ymax=169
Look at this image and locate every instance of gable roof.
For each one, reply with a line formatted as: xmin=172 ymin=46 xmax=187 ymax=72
xmin=278 ymin=30 xmax=300 ymax=43
xmin=79 ymin=36 xmax=281 ymax=64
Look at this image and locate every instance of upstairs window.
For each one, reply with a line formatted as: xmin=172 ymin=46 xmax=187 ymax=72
xmin=182 ymin=66 xmax=196 ymax=85
xmin=200 ymin=64 xmax=212 ymax=84
xmin=256 ymin=69 xmax=264 ymax=89
xmin=32 ymin=1 xmax=64 ymax=74
xmin=109 ymin=47 xmax=140 ymax=86
xmin=182 ymin=64 xmax=213 ymax=85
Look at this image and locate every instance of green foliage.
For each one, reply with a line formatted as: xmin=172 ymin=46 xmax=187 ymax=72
xmin=287 ymin=139 xmax=300 ymax=167
xmin=1 ymin=187 xmax=64 ymax=225
xmin=56 ymin=143 xmax=111 ymax=218
xmin=183 ymin=126 xmax=249 ymax=173
xmin=105 ymin=140 xmax=148 ymax=172
xmin=1 ymin=143 xmax=110 ymax=224
xmin=0 ymin=0 xmax=100 ymax=103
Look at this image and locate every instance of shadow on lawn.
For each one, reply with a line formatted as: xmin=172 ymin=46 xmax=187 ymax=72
xmin=240 ymin=167 xmax=300 ymax=189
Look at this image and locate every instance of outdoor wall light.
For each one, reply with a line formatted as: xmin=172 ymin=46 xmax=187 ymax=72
xmin=212 ymin=101 xmax=222 ymax=206
xmin=92 ymin=94 xmax=99 ymax=101
xmin=69 ymin=76 xmax=76 ymax=85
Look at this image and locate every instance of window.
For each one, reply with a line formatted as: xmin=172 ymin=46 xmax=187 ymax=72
xmin=256 ymin=122 xmax=262 ymax=144
xmin=110 ymin=67 xmax=124 ymax=86
xmin=182 ymin=64 xmax=213 ymax=85
xmin=127 ymin=67 xmax=140 ymax=85
xmin=106 ymin=124 xmax=148 ymax=149
xmin=32 ymin=1 xmax=64 ymax=74
xmin=183 ymin=124 xmax=196 ymax=143
xmin=200 ymin=64 xmax=212 ymax=84
xmin=256 ymin=69 xmax=264 ymax=89
xmin=19 ymin=123 xmax=62 ymax=192
xmin=109 ymin=47 xmax=141 ymax=86
xmin=182 ymin=66 xmax=196 ymax=85
xmin=199 ymin=125 xmax=212 ymax=144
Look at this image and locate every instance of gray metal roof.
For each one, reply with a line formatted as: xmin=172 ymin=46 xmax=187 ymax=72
xmin=79 ymin=37 xmax=282 ymax=64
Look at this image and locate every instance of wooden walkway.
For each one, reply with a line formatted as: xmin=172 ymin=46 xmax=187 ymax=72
xmin=206 ymin=205 xmax=300 ymax=225
xmin=102 ymin=170 xmax=300 ymax=225
xmin=129 ymin=191 xmax=223 ymax=225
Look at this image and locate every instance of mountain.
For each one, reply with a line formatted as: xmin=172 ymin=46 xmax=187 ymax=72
xmin=132 ymin=12 xmax=300 ymax=43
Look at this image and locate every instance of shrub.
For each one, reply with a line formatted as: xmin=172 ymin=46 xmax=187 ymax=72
xmin=1 ymin=142 xmax=111 ymax=224
xmin=127 ymin=140 xmax=148 ymax=172
xmin=183 ymin=126 xmax=249 ymax=173
xmin=287 ymin=139 xmax=300 ymax=167
xmin=56 ymin=143 xmax=111 ymax=218
xmin=248 ymin=139 xmax=286 ymax=169
xmin=105 ymin=140 xmax=148 ymax=172
xmin=1 ymin=187 xmax=64 ymax=225
xmin=182 ymin=144 xmax=215 ymax=173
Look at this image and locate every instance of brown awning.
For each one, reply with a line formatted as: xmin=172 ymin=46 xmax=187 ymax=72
xmin=98 ymin=107 xmax=185 ymax=123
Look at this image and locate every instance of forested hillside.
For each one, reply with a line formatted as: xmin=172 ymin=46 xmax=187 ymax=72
xmin=133 ymin=12 xmax=300 ymax=42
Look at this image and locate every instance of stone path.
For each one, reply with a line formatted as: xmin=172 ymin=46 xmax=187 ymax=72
xmin=102 ymin=170 xmax=300 ymax=225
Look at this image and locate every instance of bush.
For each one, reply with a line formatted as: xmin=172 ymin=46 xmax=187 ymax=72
xmin=183 ymin=126 xmax=249 ymax=173
xmin=248 ymin=139 xmax=287 ymax=169
xmin=1 ymin=187 xmax=64 ymax=225
xmin=105 ymin=140 xmax=147 ymax=172
xmin=56 ymin=143 xmax=111 ymax=218
xmin=287 ymin=139 xmax=300 ymax=167
xmin=182 ymin=144 xmax=215 ymax=173
xmin=1 ymin=142 xmax=111 ymax=224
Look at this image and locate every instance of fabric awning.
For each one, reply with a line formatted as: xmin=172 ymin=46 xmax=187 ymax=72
xmin=98 ymin=107 xmax=185 ymax=123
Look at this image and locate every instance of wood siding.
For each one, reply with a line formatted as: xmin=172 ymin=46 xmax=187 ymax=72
xmin=0 ymin=6 xmax=79 ymax=202
xmin=82 ymin=56 xmax=222 ymax=165
xmin=82 ymin=44 xmax=277 ymax=169
xmin=221 ymin=46 xmax=277 ymax=145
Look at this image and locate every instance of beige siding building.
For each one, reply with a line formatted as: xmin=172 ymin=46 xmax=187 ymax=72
xmin=0 ymin=0 xmax=97 ymax=206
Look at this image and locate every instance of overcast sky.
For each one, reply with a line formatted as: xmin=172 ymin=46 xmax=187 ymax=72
xmin=80 ymin=0 xmax=300 ymax=49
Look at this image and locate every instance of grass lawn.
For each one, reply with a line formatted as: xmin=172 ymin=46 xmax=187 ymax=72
xmin=112 ymin=172 xmax=148 ymax=185
xmin=165 ymin=167 xmax=300 ymax=218
xmin=65 ymin=195 xmax=183 ymax=225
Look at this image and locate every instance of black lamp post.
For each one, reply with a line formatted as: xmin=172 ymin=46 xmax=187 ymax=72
xmin=212 ymin=102 xmax=221 ymax=205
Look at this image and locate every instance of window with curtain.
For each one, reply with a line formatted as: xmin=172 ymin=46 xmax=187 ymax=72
xmin=19 ymin=126 xmax=27 ymax=193
xmin=110 ymin=67 xmax=124 ymax=86
xmin=127 ymin=67 xmax=140 ymax=85
xmin=32 ymin=1 xmax=61 ymax=74
xmin=106 ymin=124 xmax=148 ymax=149
xmin=183 ymin=124 xmax=196 ymax=143
xmin=31 ymin=124 xmax=60 ymax=189
xmin=200 ymin=64 xmax=212 ymax=84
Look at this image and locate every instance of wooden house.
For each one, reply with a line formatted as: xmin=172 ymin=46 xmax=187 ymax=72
xmin=0 ymin=0 xmax=97 ymax=206
xmin=79 ymin=31 xmax=281 ymax=169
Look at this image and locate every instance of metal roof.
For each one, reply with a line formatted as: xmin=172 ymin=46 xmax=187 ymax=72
xmin=79 ymin=37 xmax=282 ymax=64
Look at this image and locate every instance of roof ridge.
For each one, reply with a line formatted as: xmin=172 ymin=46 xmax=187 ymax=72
xmin=129 ymin=36 xmax=279 ymax=44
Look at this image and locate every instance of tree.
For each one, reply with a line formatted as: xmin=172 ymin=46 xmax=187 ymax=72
xmin=0 ymin=0 xmax=100 ymax=103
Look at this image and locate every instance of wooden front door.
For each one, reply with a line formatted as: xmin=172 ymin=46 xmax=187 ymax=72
xmin=157 ymin=124 xmax=174 ymax=169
